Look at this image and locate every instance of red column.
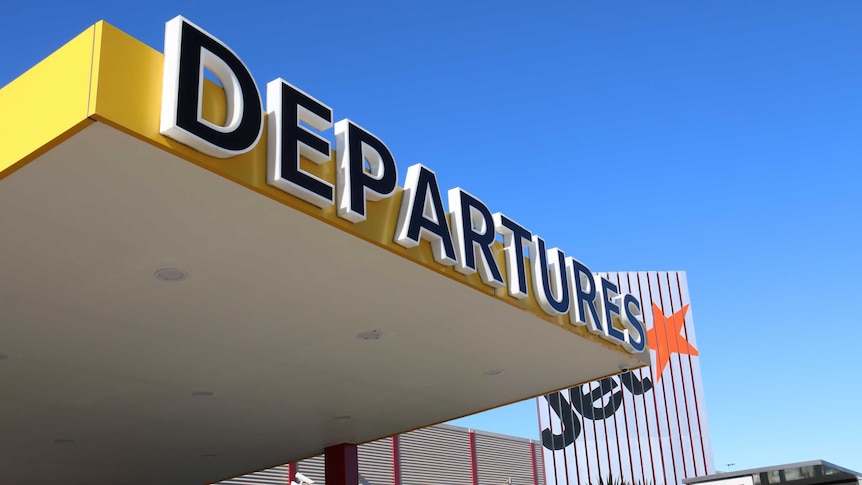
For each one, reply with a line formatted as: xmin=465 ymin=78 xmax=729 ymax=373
xmin=392 ymin=435 xmax=401 ymax=485
xmin=325 ymin=443 xmax=359 ymax=485
xmin=469 ymin=431 xmax=478 ymax=485
xmin=288 ymin=462 xmax=298 ymax=485
xmin=530 ymin=442 xmax=538 ymax=485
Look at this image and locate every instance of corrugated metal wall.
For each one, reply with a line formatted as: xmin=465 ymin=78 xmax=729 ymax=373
xmin=217 ymin=424 xmax=541 ymax=485
xmin=298 ymin=455 xmax=325 ymax=484
xmin=532 ymin=442 xmax=545 ymax=485
xmin=358 ymin=437 xmax=394 ymax=485
xmin=399 ymin=426 xmax=473 ymax=485
xmin=475 ymin=432 xmax=535 ymax=485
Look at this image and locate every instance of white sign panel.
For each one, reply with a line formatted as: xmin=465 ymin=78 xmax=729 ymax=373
xmin=538 ymin=271 xmax=714 ymax=485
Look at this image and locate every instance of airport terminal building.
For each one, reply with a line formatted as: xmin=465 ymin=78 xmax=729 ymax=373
xmin=2 ymin=16 xmax=716 ymax=485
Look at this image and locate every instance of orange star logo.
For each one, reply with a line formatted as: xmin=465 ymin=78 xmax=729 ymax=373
xmin=645 ymin=303 xmax=698 ymax=382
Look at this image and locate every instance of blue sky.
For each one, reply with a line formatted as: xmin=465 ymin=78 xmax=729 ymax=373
xmin=3 ymin=0 xmax=862 ymax=476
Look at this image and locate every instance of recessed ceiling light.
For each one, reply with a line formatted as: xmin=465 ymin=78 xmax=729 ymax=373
xmin=53 ymin=439 xmax=75 ymax=444
xmin=356 ymin=330 xmax=382 ymax=340
xmin=154 ymin=268 xmax=188 ymax=282
xmin=483 ymin=369 xmax=504 ymax=376
xmin=333 ymin=415 xmax=352 ymax=421
xmin=192 ymin=391 xmax=215 ymax=398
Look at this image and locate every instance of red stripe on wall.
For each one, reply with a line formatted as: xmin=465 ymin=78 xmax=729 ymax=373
xmin=559 ymin=389 xmax=574 ymax=485
xmin=614 ymin=273 xmax=635 ymax=483
xmin=392 ymin=435 xmax=401 ymax=485
xmin=589 ymin=381 xmax=602 ymax=484
xmin=676 ymin=272 xmax=708 ymax=476
xmin=543 ymin=396 xmax=559 ymax=485
xmin=469 ymin=430 xmax=478 ymax=485
xmin=657 ymin=273 xmax=688 ymax=480
xmin=554 ymin=392 xmax=570 ymax=485
xmin=601 ymin=275 xmax=621 ymax=482
xmin=640 ymin=272 xmax=666 ymax=485
xmin=566 ymin=393 xmax=580 ymax=485
xmin=665 ymin=272 xmax=696 ymax=477
xmin=624 ymin=272 xmax=648 ymax=485
xmin=536 ymin=398 xmax=550 ymax=485
xmin=650 ymin=274 xmax=679 ymax=485
xmin=585 ymin=382 xmax=611 ymax=478
xmin=531 ymin=441 xmax=539 ymax=485
xmin=634 ymin=273 xmax=657 ymax=485
xmin=599 ymin=273 xmax=622 ymax=481
xmin=576 ymin=385 xmax=590 ymax=485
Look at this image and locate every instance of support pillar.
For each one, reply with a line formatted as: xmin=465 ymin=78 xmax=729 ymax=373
xmin=325 ymin=443 xmax=358 ymax=485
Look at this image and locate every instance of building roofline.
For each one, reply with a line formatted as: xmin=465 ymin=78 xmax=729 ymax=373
xmin=683 ymin=460 xmax=862 ymax=484
xmin=433 ymin=422 xmax=540 ymax=445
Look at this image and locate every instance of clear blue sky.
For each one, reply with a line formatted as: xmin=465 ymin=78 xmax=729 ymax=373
xmin=3 ymin=0 xmax=861 ymax=476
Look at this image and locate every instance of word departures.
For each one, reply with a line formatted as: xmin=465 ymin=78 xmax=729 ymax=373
xmin=158 ymin=16 xmax=646 ymax=355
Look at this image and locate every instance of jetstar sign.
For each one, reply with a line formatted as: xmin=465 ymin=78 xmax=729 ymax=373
xmin=541 ymin=303 xmax=701 ymax=450
xmin=158 ymin=16 xmax=646 ymax=354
